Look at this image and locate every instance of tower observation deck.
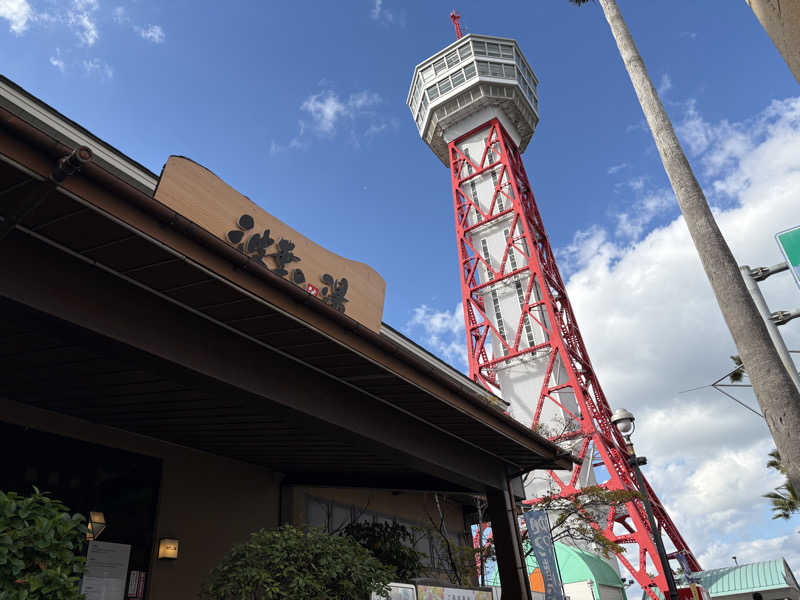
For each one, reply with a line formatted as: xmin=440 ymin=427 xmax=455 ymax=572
xmin=407 ymin=34 xmax=539 ymax=166
xmin=407 ymin=25 xmax=700 ymax=600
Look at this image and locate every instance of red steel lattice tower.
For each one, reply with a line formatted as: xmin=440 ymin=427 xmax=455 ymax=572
xmin=407 ymin=27 xmax=700 ymax=599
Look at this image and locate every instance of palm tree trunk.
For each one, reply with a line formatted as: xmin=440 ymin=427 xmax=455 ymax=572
xmin=595 ymin=0 xmax=800 ymax=493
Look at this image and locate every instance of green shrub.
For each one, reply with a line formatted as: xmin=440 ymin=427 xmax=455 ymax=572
xmin=0 ymin=487 xmax=87 ymax=600
xmin=201 ymin=525 xmax=394 ymax=600
xmin=343 ymin=521 xmax=425 ymax=582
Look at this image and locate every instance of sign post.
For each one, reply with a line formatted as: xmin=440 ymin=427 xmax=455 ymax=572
xmin=523 ymin=510 xmax=565 ymax=600
xmin=777 ymin=225 xmax=800 ymax=291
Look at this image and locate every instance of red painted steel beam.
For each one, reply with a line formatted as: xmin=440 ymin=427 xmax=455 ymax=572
xmin=450 ymin=119 xmax=701 ymax=596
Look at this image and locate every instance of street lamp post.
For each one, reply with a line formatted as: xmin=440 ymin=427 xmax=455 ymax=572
xmin=611 ymin=408 xmax=680 ymax=600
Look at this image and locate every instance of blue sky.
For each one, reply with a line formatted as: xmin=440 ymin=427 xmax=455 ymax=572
xmin=2 ymin=0 xmax=800 ymax=585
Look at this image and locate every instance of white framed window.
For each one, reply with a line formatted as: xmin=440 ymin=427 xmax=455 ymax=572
xmin=463 ymin=147 xmax=473 ymax=174
xmin=477 ymin=61 xmax=489 ymax=76
xmin=464 ymin=62 xmax=476 ymax=79
xmin=500 ymin=44 xmax=514 ymax=59
xmin=486 ymin=42 xmax=500 ymax=58
xmin=438 ymin=77 xmax=452 ymax=95
xmin=446 ymin=50 xmax=460 ymax=69
xmin=459 ymin=43 xmax=472 ymax=59
xmin=421 ymin=66 xmax=434 ymax=83
xmin=451 ymin=69 xmax=465 ymax=88
xmin=480 ymin=239 xmax=507 ymax=347
xmin=491 ymin=170 xmax=504 ymax=212
xmin=473 ymin=40 xmax=487 ymax=56
xmin=505 ymin=228 xmax=535 ymax=348
xmin=427 ymin=84 xmax=439 ymax=101
xmin=433 ymin=57 xmax=447 ymax=75
xmin=484 ymin=137 xmax=496 ymax=164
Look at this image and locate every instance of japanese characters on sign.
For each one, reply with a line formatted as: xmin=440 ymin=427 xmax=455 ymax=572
xmin=227 ymin=214 xmax=350 ymax=314
xmin=523 ymin=509 xmax=565 ymax=600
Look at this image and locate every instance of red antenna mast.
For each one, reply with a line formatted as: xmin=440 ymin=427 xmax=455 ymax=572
xmin=449 ymin=11 xmax=463 ymax=39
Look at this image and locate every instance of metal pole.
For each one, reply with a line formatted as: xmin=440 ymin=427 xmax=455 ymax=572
xmin=629 ymin=449 xmax=680 ymax=600
xmin=740 ymin=266 xmax=800 ymax=392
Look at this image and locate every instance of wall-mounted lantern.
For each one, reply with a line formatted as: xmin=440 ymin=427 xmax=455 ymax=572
xmin=158 ymin=538 xmax=179 ymax=560
xmin=86 ymin=511 xmax=106 ymax=541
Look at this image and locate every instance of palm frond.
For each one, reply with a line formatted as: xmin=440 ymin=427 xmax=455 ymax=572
xmin=766 ymin=449 xmax=784 ymax=473
xmin=764 ymin=489 xmax=799 ymax=519
xmin=729 ymin=355 xmax=745 ymax=383
xmin=568 ymin=0 xmax=595 ymax=5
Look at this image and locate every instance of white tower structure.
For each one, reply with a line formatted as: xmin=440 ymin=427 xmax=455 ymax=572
xmin=406 ymin=23 xmax=702 ymax=597
xmin=407 ymin=33 xmax=593 ymax=500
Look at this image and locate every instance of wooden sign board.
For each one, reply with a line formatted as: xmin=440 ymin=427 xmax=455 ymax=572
xmin=154 ymin=156 xmax=385 ymax=332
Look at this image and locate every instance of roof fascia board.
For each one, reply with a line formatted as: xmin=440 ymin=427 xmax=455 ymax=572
xmin=0 ymin=76 xmax=158 ymax=195
xmin=380 ymin=323 xmax=505 ymax=407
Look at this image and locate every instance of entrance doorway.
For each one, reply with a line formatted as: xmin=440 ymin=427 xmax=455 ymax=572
xmin=0 ymin=421 xmax=162 ymax=589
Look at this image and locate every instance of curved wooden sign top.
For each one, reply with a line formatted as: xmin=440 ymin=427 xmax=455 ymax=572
xmin=154 ymin=156 xmax=386 ymax=332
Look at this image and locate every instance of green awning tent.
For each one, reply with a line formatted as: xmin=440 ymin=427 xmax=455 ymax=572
xmin=489 ymin=541 xmax=624 ymax=600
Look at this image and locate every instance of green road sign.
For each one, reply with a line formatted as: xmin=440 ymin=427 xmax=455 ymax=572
xmin=776 ymin=225 xmax=800 ymax=290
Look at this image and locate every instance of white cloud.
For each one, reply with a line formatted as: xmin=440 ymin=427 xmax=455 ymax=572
xmin=370 ymin=0 xmax=398 ymax=25
xmin=82 ymin=57 xmax=112 ymax=79
xmin=626 ymin=119 xmax=648 ymax=134
xmin=301 ymin=91 xmax=349 ymax=134
xmin=136 ymin=24 xmax=164 ymax=43
xmin=658 ymin=73 xmax=673 ymax=95
xmin=68 ymin=0 xmax=99 ymax=46
xmin=111 ymin=5 xmax=126 ymax=23
xmin=280 ymin=88 xmax=385 ymax=148
xmin=406 ymin=304 xmax=467 ymax=366
xmin=0 ymin=0 xmax=32 ymax=34
xmin=614 ymin=186 xmax=674 ymax=239
xmin=409 ymin=303 xmax=464 ymax=336
xmin=607 ymin=162 xmax=629 ymax=175
xmin=700 ymin=535 xmax=800 ymax=569
xmin=678 ymin=105 xmax=712 ymax=153
xmin=349 ymin=89 xmax=381 ymax=110
xmin=49 ymin=48 xmax=65 ymax=72
xmin=269 ymin=134 xmax=305 ymax=155
xmin=563 ymin=96 xmax=800 ymax=574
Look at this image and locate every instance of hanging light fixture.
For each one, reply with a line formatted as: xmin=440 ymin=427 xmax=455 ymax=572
xmin=86 ymin=511 xmax=106 ymax=541
xmin=158 ymin=538 xmax=179 ymax=560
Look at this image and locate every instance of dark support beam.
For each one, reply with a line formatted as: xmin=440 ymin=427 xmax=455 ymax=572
xmin=0 ymin=180 xmax=54 ymax=241
xmin=487 ymin=475 xmax=532 ymax=600
xmin=0 ymin=146 xmax=92 ymax=242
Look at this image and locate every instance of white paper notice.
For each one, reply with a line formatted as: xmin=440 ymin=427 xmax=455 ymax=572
xmin=81 ymin=541 xmax=131 ymax=600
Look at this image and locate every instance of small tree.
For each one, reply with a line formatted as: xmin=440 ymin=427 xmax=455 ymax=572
xmin=201 ymin=525 xmax=394 ymax=600
xmin=532 ymin=485 xmax=641 ymax=558
xmin=0 ymin=487 xmax=87 ymax=600
xmin=343 ymin=520 xmax=426 ymax=582
xmin=422 ymin=492 xmax=481 ymax=586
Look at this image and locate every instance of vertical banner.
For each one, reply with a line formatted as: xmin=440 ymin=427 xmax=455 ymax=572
xmin=675 ymin=552 xmax=699 ymax=583
xmin=523 ymin=510 xmax=564 ymax=600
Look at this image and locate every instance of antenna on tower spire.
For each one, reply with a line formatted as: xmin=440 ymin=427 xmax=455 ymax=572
xmin=449 ymin=10 xmax=463 ymax=39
